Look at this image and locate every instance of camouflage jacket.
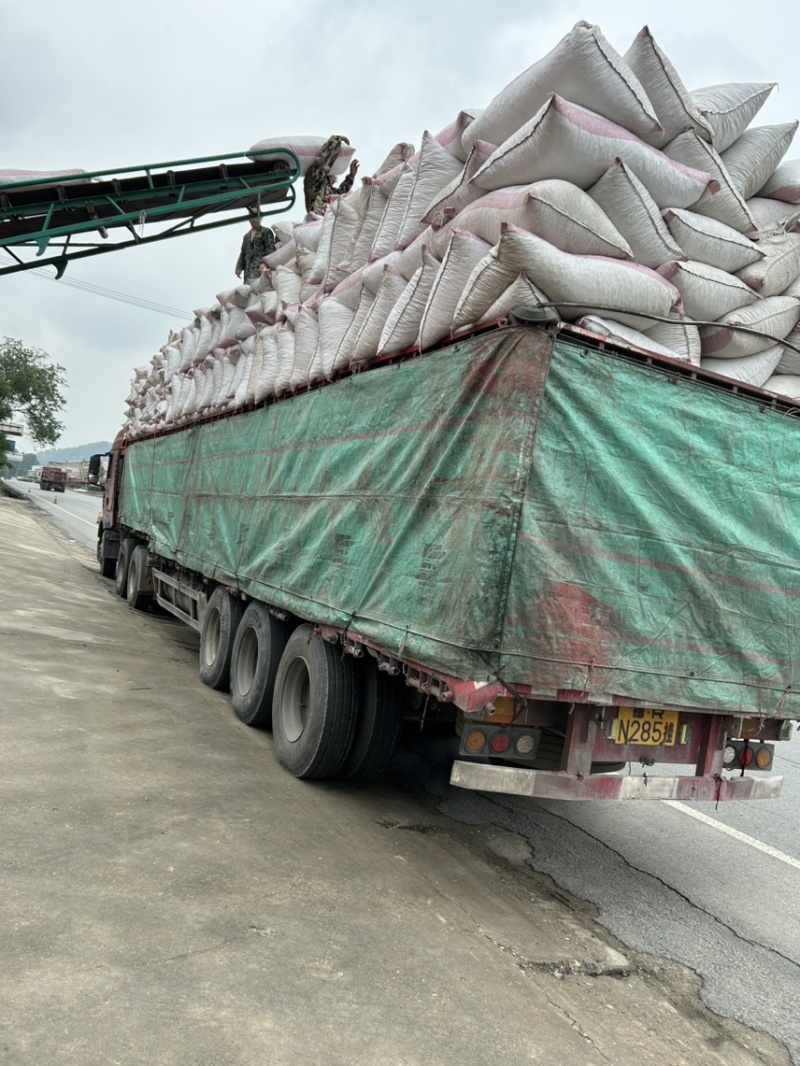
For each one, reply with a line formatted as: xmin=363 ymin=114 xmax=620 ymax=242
xmin=304 ymin=135 xmax=355 ymax=215
xmin=235 ymin=225 xmax=276 ymax=280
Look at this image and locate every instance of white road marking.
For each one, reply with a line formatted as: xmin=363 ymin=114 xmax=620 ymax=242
xmin=666 ymin=801 xmax=800 ymax=871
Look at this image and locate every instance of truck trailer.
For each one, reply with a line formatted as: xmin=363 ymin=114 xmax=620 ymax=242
xmin=96 ymin=319 xmax=800 ymax=801
xmin=39 ymin=465 xmax=67 ymax=493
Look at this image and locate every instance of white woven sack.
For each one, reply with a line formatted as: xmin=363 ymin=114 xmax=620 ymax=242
xmin=721 ymin=123 xmax=799 ymax=202
xmin=245 ymin=343 xmax=262 ymax=404
xmin=657 ymin=260 xmax=759 ymax=321
xmin=435 ymin=109 xmax=482 ymax=162
xmin=422 ymin=141 xmax=496 ymax=229
xmin=775 ymin=333 xmax=800 ymax=373
xmin=763 ymin=373 xmax=800 ymax=399
xmin=352 ymin=183 xmax=389 ymax=267
xmin=198 ymin=356 xmax=217 ymax=410
xmin=328 ymin=268 xmax=365 ymax=311
xmin=664 ymin=131 xmax=754 ymax=233
xmin=434 ymin=180 xmax=633 ymax=258
xmin=576 ymin=315 xmax=684 ymax=359
xmin=474 ymin=274 xmax=550 ymax=326
xmin=255 ymin=328 xmax=279 ymax=402
xmin=623 ymin=27 xmax=713 ymax=147
xmin=737 ymin=234 xmax=800 ymax=297
xmin=248 ymin=271 xmax=274 ymax=295
xmin=193 ymin=316 xmax=214 ymax=363
xmin=263 ymin=240 xmax=297 ymax=269
xmin=323 ymin=198 xmax=362 ymax=288
xmin=309 ymin=199 xmax=360 ymax=287
xmin=587 ymin=160 xmax=682 ymax=268
xmin=454 ymin=251 xmax=543 ymax=331
xmin=374 ymin=143 xmax=415 ymax=177
xmin=336 ymin=289 xmax=376 ymax=369
xmin=418 ymin=231 xmax=494 ymax=348
xmin=317 ymin=298 xmax=356 ymax=378
xmin=371 ymin=166 xmax=416 ymax=260
xmin=290 ymin=307 xmax=320 ymax=388
xmin=351 ymin=269 xmax=408 ymax=364
xmin=691 ymin=83 xmax=776 ymax=154
xmin=273 ymin=264 xmax=303 ymax=307
xmin=274 ymin=325 xmax=295 ymax=393
xmin=394 ymin=133 xmax=465 ymax=249
xmin=700 ymin=346 xmax=783 ymax=386
xmin=395 ymin=227 xmax=439 ymax=278
xmin=467 ymin=21 xmax=661 ymax=149
xmin=293 ymin=218 xmax=324 ymax=252
xmin=747 ymin=198 xmax=800 ymax=232
xmin=378 ymin=252 xmax=441 ymax=355
xmin=234 ymin=316 xmax=257 ymax=342
xmin=639 ymin=316 xmax=704 ymax=364
xmin=219 ymin=306 xmax=248 ymax=347
xmin=700 ymin=296 xmax=800 ymax=358
xmin=233 ymin=346 xmax=252 ymax=401
xmin=472 ymin=95 xmax=712 ymax=209
xmin=758 ymin=160 xmax=800 ymax=203
xmin=490 ymin=224 xmax=681 ymax=328
xmin=232 ymin=351 xmax=253 ymax=407
xmin=246 ymin=135 xmax=355 ymax=176
xmin=362 ymin=252 xmax=404 ymax=294
xmin=662 ymin=210 xmax=763 ymax=273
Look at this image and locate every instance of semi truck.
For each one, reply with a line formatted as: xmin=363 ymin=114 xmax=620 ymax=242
xmin=39 ymin=465 xmax=67 ymax=492
xmin=95 ymin=318 xmax=800 ymax=800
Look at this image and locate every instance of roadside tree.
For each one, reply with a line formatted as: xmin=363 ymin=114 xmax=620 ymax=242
xmin=0 ymin=337 xmax=66 ymax=467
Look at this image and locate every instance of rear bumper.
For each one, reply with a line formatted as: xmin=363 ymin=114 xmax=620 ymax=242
xmin=449 ymin=761 xmax=783 ymax=801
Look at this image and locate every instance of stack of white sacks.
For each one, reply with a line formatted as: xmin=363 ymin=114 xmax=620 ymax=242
xmin=124 ymin=22 xmax=800 ymax=435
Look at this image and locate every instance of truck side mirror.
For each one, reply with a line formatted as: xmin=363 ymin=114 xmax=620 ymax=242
xmin=88 ymin=454 xmax=102 ymax=484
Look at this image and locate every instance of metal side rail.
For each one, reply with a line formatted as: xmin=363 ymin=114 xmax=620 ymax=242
xmin=449 ymin=761 xmax=784 ymax=801
xmin=0 ymin=148 xmax=299 ymax=277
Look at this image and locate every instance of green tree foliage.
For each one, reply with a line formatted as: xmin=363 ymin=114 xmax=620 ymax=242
xmin=0 ymin=338 xmax=67 ymax=465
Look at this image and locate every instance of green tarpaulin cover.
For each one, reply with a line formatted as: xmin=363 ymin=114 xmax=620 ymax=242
xmin=121 ymin=326 xmax=800 ymax=717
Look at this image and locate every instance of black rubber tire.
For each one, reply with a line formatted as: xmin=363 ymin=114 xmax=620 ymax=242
xmin=199 ymin=587 xmax=244 ymax=691
xmin=230 ymin=602 xmax=288 ymax=726
xmin=127 ymin=544 xmax=152 ymax=612
xmin=272 ymin=624 xmax=357 ymax=780
xmin=115 ymin=539 xmax=132 ymax=599
xmin=338 ymin=660 xmax=405 ymax=785
xmin=98 ymin=530 xmax=116 ymax=578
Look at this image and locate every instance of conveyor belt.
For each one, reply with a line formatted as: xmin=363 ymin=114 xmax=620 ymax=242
xmin=0 ymin=148 xmax=299 ymax=277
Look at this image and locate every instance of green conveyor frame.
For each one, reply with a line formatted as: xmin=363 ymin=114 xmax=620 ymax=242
xmin=0 ymin=148 xmax=300 ymax=278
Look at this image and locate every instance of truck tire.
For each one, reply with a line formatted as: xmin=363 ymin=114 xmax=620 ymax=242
xmin=200 ymin=587 xmax=244 ymax=691
xmin=337 ymin=660 xmax=405 ymax=785
xmin=127 ymin=545 xmax=152 ymax=612
xmin=98 ymin=531 xmax=116 ymax=578
xmin=115 ymin=539 xmax=132 ymax=599
xmin=230 ymin=602 xmax=288 ymax=727
xmin=272 ymin=624 xmax=357 ymax=780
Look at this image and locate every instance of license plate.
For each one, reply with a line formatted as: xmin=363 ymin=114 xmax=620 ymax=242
xmin=614 ymin=707 xmax=679 ymax=747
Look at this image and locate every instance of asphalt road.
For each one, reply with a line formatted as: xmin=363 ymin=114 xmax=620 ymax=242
xmin=4 ymin=479 xmax=102 ymax=552
xmin=6 ymin=476 xmax=799 ymax=1063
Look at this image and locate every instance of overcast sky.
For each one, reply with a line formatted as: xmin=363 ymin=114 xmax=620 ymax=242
xmin=2 ymin=0 xmax=798 ymax=451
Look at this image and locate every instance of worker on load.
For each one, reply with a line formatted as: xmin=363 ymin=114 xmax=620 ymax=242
xmin=235 ymin=207 xmax=277 ymax=282
xmin=304 ymin=135 xmax=360 ymax=216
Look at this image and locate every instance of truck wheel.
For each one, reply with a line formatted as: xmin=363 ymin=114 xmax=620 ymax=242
xmin=337 ymin=660 xmax=405 ymax=785
xmin=230 ymin=602 xmax=288 ymax=727
xmin=98 ymin=531 xmax=116 ymax=578
xmin=272 ymin=624 xmax=357 ymax=780
xmin=200 ymin=587 xmax=244 ymax=691
xmin=115 ymin=539 xmax=132 ymax=599
xmin=127 ymin=545 xmax=152 ymax=612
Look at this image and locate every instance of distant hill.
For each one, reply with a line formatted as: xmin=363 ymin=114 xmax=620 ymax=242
xmin=37 ymin=441 xmax=113 ymax=464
